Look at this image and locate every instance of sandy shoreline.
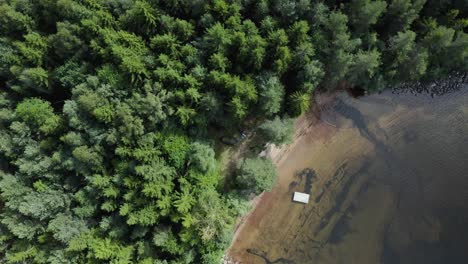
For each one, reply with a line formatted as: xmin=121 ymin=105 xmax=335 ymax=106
xmin=224 ymin=89 xmax=379 ymax=263
xmin=226 ymin=93 xmax=340 ymax=261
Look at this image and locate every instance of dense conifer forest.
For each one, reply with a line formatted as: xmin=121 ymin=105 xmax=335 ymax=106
xmin=0 ymin=0 xmax=466 ymax=263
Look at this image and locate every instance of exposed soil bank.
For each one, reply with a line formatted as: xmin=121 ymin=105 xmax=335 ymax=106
xmin=227 ymin=85 xmax=468 ymax=264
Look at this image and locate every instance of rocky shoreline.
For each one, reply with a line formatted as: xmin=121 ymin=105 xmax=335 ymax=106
xmin=391 ymin=72 xmax=468 ymax=96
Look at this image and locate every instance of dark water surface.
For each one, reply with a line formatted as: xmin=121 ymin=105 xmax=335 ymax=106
xmin=231 ymin=85 xmax=468 ymax=264
xmin=321 ymin=87 xmax=468 ymax=264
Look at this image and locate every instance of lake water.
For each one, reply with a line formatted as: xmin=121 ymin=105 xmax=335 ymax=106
xmin=229 ymin=84 xmax=468 ymax=264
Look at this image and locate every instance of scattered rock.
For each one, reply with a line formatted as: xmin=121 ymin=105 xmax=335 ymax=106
xmin=391 ymin=72 xmax=468 ymax=96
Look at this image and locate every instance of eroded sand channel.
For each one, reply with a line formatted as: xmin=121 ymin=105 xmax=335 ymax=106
xmin=229 ymin=87 xmax=468 ymax=264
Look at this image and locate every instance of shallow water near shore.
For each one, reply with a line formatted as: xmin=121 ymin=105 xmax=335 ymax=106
xmin=229 ymin=85 xmax=468 ymax=264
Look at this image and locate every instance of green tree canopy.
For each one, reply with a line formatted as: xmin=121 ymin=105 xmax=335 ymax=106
xmin=15 ymin=98 xmax=60 ymax=134
xmin=257 ymin=73 xmax=285 ymax=116
xmin=258 ymin=116 xmax=295 ymax=146
xmin=236 ymin=157 xmax=278 ymax=194
xmin=188 ymin=142 xmax=217 ymax=173
xmin=0 ymin=0 xmax=465 ymax=263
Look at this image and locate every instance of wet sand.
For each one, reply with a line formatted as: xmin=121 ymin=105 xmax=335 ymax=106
xmin=228 ymin=87 xmax=468 ymax=264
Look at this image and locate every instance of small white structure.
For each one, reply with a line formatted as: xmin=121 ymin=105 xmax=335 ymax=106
xmin=293 ymin=192 xmax=310 ymax=204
